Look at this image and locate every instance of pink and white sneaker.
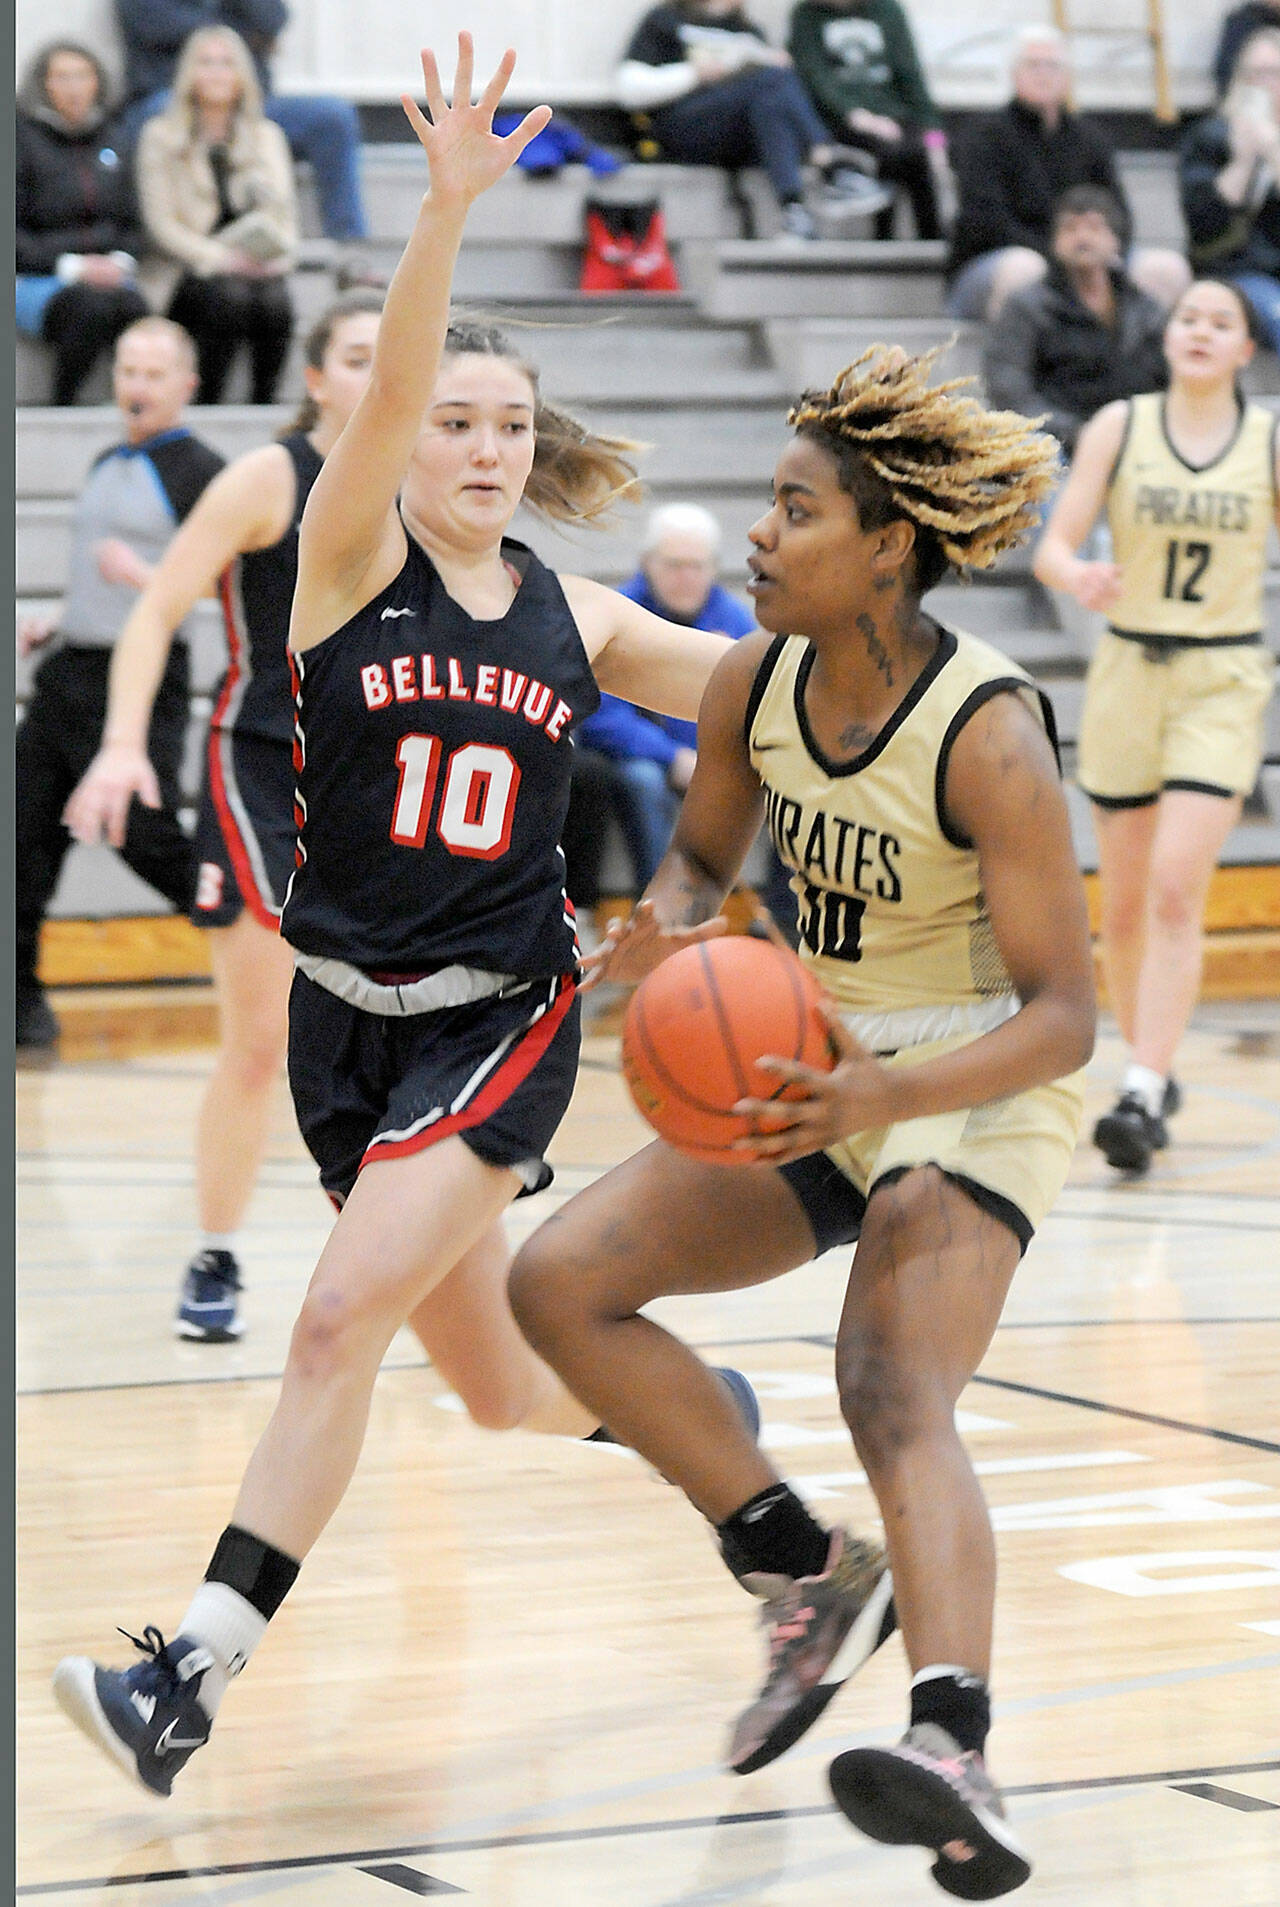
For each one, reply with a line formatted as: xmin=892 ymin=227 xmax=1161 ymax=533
xmin=828 ymin=1722 xmax=1031 ymax=1899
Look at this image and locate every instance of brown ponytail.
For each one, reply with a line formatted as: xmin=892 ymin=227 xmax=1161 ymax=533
xmin=443 ymin=319 xmax=644 ymax=524
xmin=286 ymin=288 xmax=385 ymax=436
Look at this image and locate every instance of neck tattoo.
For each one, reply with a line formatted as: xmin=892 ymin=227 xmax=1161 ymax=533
xmin=855 ymin=611 xmax=895 ymax=688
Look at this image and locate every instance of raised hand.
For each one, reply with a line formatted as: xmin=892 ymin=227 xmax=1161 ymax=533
xmin=401 ymin=34 xmax=552 ymax=207
xmin=1069 ymin=558 xmax=1124 ymax=613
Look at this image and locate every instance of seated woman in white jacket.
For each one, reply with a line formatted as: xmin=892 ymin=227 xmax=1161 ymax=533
xmin=618 ymin=0 xmax=888 ymax=240
xmin=136 ymin=25 xmax=296 ymax=403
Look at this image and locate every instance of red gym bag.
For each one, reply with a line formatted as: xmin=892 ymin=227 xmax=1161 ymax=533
xmin=580 ymin=199 xmax=681 ymax=293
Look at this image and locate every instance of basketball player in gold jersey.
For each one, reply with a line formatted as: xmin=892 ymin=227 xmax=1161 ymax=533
xmin=511 ymin=349 xmax=1095 ymax=1900
xmin=1036 ymin=279 xmax=1279 ymax=1174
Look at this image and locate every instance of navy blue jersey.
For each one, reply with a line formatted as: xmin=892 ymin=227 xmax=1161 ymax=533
xmin=281 ymin=534 xmax=601 ymax=978
xmin=214 ymin=432 xmax=322 ymax=745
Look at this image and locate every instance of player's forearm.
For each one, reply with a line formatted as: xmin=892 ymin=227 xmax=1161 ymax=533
xmin=877 ymin=987 xmax=1096 ymax=1123
xmin=365 ymin=191 xmax=467 ymax=420
xmin=102 ymin=603 xmax=177 ymax=749
xmin=644 ymin=845 xmax=733 ymax=931
xmin=1032 ymin=527 xmax=1086 ymax=592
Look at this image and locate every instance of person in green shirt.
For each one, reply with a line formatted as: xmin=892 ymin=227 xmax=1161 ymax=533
xmin=788 ymin=0 xmax=947 ymax=238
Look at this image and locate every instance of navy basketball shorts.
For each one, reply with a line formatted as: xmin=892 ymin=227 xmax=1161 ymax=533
xmin=287 ymin=969 xmax=581 ymax=1206
xmin=191 ymin=728 xmax=297 ymax=931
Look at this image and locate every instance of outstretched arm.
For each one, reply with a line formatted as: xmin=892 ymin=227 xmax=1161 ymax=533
xmin=291 ymin=37 xmax=551 ymax=652
xmin=583 ymin=633 xmax=772 ymax=987
xmin=560 ymin=573 xmax=733 ymax=722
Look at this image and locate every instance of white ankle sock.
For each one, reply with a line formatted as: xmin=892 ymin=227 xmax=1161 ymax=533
xmin=199 ymin=1232 xmax=241 ymax=1258
xmin=1121 ymin=1064 xmax=1165 ymax=1117
xmin=178 ymin=1581 xmax=268 ymax=1720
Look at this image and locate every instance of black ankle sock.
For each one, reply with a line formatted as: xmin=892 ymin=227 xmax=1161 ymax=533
xmin=205 ymin=1524 xmax=300 ymax=1622
xmin=910 ymin=1669 xmax=991 ymax=1756
xmin=716 ymin=1484 xmax=830 ymax=1582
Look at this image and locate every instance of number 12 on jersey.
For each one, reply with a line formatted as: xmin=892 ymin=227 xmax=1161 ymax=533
xmin=391 ymin=734 xmax=520 ymax=860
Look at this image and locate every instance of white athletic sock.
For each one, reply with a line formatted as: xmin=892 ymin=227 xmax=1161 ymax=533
xmin=910 ymin=1663 xmax=983 ymax=1690
xmin=199 ymin=1232 xmax=242 ymax=1258
xmin=178 ymin=1581 xmax=268 ymax=1720
xmin=1120 ymin=1063 xmax=1166 ymax=1117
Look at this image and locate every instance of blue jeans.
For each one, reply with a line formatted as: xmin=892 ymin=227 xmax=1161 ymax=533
xmin=15 ymin=275 xmax=62 ymax=334
xmin=611 ymin=758 xmax=676 ymax=891
xmin=651 ymin=66 xmax=830 ymax=207
xmin=121 ymin=89 xmax=368 ymax=240
xmin=267 ymin=95 xmax=368 ymax=241
xmin=1228 ymin=271 xmax=1280 ymax=354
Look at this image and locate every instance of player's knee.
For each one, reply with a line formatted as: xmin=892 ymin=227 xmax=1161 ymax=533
xmin=1148 ymin=868 xmax=1200 ymax=935
xmin=226 ymin=1027 xmax=286 ymax=1095
xmin=835 ymin=1338 xmax=925 ymax=1466
xmin=507 ymin=1230 xmax=576 ymax=1349
xmin=1100 ymin=884 xmax=1145 ymax=940
xmin=287 ymin=1278 xmax=383 ymax=1379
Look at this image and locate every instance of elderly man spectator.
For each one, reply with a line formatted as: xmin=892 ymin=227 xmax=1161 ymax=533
xmin=948 ymin=25 xmax=1188 ymax=322
xmin=984 ymin=186 xmax=1168 ymax=452
xmin=575 ymin=505 xmax=754 ymax=889
xmin=1182 ymin=23 xmax=1280 ymax=354
xmin=16 ymin=318 xmax=223 ymax=1049
xmin=116 ymin=0 xmax=368 ymax=244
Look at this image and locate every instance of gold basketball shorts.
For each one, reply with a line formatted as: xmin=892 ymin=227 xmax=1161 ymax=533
xmin=816 ymin=1034 xmax=1086 ymax=1248
xmin=1077 ymin=632 xmax=1275 ymax=806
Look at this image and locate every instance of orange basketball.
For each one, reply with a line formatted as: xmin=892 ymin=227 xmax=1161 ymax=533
xmin=621 ymin=935 xmax=835 ymax=1165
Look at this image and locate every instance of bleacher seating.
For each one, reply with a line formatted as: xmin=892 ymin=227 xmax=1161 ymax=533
xmin=15 ymin=147 xmax=1280 ymax=937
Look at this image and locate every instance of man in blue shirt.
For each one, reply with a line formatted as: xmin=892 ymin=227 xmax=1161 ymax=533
xmin=579 ymin=505 xmax=754 ymax=889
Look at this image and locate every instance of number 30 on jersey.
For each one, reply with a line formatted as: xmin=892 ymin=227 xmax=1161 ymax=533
xmin=390 ymin=734 xmax=520 ymax=860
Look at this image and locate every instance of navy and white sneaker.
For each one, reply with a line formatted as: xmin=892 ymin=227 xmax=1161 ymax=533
xmin=176 ymin=1249 xmax=243 ymax=1341
xmin=829 ymin=1722 xmax=1031 ymax=1899
xmin=53 ymin=1626 xmax=214 ymax=1797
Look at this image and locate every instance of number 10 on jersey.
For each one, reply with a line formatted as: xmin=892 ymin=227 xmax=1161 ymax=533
xmin=391 ymin=735 xmax=521 ymax=860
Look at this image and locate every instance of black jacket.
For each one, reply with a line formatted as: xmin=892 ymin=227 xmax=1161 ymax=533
xmin=949 ymin=98 xmax=1130 ymax=277
xmin=114 ymin=0 xmax=289 ymax=102
xmin=15 ymin=107 xmax=144 ymax=274
xmin=983 ymin=264 xmax=1168 ymax=451
xmin=1179 ymin=111 xmax=1280 ymax=279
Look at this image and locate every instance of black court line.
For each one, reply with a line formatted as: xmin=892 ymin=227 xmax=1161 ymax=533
xmin=1172 ymin=1783 xmax=1279 ymax=1812
xmin=20 ymin=1321 xmax=1280 ymax=1400
xmin=17 ymin=1761 xmax=1280 ymax=1896
xmin=361 ymin=1864 xmax=466 ymax=1895
xmin=968 ymin=1372 xmax=1280 ymax=1456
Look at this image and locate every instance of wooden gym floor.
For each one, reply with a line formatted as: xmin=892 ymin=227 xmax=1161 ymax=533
xmin=15 ymin=987 xmax=1280 ymax=1906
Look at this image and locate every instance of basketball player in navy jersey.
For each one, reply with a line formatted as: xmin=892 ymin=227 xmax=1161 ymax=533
xmin=54 ymin=37 xmax=747 ymax=1798
xmin=66 ymin=291 xmax=384 ymax=1343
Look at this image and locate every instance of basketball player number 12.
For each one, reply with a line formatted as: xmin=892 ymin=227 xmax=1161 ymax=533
xmin=390 ymin=734 xmax=520 ymax=860
xmin=1162 ymin=538 xmax=1211 ymax=603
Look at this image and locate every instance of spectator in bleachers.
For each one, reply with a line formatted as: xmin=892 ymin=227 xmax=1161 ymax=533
xmin=617 ymin=0 xmax=891 ymax=241
xmin=947 ymin=25 xmax=1189 ymax=323
xmin=984 ymin=186 xmax=1168 ymax=454
xmin=787 ymin=0 xmax=947 ymax=240
xmin=16 ymin=317 xmax=224 ymax=1049
xmin=580 ymin=504 xmax=754 ymax=887
xmin=1214 ymin=3 xmax=1280 ymax=94
xmin=135 ymin=26 xmax=298 ymax=403
xmin=116 ymin=1 xmax=368 ymax=244
xmin=16 ymin=41 xmax=150 ymax=405
xmin=1181 ymin=24 xmax=1280 ymax=354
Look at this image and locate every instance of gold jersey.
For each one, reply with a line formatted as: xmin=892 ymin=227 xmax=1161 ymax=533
xmin=1106 ymin=394 xmax=1277 ymax=642
xmin=747 ymin=627 xmax=1055 ymax=1030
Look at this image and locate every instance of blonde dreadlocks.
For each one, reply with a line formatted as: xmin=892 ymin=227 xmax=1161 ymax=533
xmin=788 ymin=344 xmax=1059 ymax=593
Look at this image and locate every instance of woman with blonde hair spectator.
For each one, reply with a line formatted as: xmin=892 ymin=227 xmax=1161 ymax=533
xmin=136 ymin=25 xmax=296 ymax=403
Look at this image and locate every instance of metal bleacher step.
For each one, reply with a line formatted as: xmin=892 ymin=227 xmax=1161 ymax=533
xmin=684 ymin=238 xmax=948 ymax=321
